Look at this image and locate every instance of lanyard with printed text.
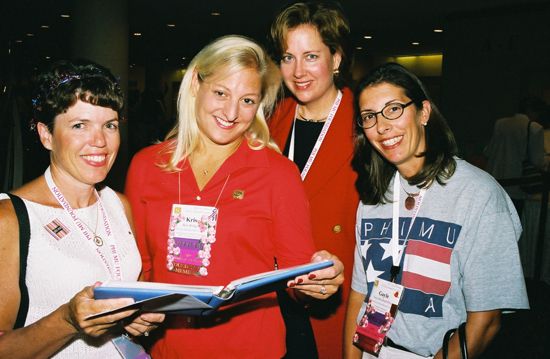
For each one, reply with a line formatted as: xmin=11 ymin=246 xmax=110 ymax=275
xmin=44 ymin=167 xmax=122 ymax=280
xmin=288 ymin=90 xmax=342 ymax=180
xmin=390 ymin=172 xmax=426 ymax=281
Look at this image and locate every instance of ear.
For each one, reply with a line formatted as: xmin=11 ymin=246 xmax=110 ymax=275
xmin=420 ymin=100 xmax=431 ymax=125
xmin=36 ymin=122 xmax=53 ymax=150
xmin=191 ymin=70 xmax=200 ymax=97
xmin=332 ymin=51 xmax=342 ymax=72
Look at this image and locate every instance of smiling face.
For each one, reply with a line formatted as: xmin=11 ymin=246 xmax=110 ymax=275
xmin=279 ymin=24 xmax=341 ymax=107
xmin=193 ymin=66 xmax=262 ymax=151
xmin=358 ymin=82 xmax=431 ymax=177
xmin=38 ymin=99 xmax=120 ymax=187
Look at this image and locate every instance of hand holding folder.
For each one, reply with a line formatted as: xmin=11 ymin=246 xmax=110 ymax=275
xmin=88 ymin=260 xmax=334 ymax=319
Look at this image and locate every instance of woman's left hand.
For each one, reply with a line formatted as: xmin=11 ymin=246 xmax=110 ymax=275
xmin=289 ymin=250 xmax=344 ymax=300
xmin=123 ymin=312 xmax=165 ymax=337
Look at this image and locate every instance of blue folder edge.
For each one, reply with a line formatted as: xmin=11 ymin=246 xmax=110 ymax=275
xmin=90 ymin=259 xmax=334 ymax=318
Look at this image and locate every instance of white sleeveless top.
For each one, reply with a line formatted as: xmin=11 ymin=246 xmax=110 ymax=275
xmin=1 ymin=187 xmax=141 ymax=358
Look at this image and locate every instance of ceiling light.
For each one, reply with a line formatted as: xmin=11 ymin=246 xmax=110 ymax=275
xmin=363 ymin=35 xmax=373 ymax=39
xmin=133 ymin=32 xmax=142 ymax=36
xmin=41 ymin=25 xmax=49 ymax=29
xmin=45 ymin=56 xmax=50 ymax=59
xmin=60 ymin=14 xmax=70 ymax=18
xmin=356 ymin=46 xmax=363 ymax=50
xmin=433 ymin=29 xmax=443 ymax=33
xmin=182 ymin=57 xmax=186 ymax=60
xmin=167 ymin=24 xmax=176 ymax=27
xmin=411 ymin=42 xmax=420 ymax=45
xmin=15 ymin=40 xmax=23 ymax=43
xmin=210 ymin=11 xmax=221 ymax=16
xmin=26 ymin=33 xmax=35 ymax=37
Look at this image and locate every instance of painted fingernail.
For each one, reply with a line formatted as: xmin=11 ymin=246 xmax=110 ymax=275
xmin=308 ymin=274 xmax=316 ymax=280
xmin=289 ymin=282 xmax=296 ymax=287
xmin=297 ymin=278 xmax=303 ymax=284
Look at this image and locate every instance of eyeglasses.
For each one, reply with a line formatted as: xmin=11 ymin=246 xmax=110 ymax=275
xmin=356 ymin=101 xmax=414 ymax=129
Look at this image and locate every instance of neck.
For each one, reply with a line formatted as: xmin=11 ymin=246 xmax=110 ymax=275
xmin=298 ymin=86 xmax=339 ymax=120
xmin=47 ymin=166 xmax=96 ymax=208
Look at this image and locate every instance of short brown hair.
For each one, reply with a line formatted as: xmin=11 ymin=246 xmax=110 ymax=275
xmin=270 ymin=1 xmax=351 ymax=88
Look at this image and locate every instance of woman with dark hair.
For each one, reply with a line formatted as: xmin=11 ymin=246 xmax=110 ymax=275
xmin=0 ymin=60 xmax=164 ymax=358
xmin=344 ymin=63 xmax=528 ymax=358
xmin=269 ymin=2 xmax=358 ymax=357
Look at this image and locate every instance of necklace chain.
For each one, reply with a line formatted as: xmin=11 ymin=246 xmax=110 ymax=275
xmin=81 ymin=203 xmax=103 ymax=246
xmin=297 ymin=106 xmax=327 ymax=122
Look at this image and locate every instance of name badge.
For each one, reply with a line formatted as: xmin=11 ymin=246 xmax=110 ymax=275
xmin=353 ymin=278 xmax=404 ymax=356
xmin=112 ymin=335 xmax=150 ymax=359
xmin=167 ymin=204 xmax=218 ymax=276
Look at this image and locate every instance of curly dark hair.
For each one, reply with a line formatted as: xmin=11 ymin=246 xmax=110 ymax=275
xmin=32 ymin=59 xmax=124 ymax=130
xmin=352 ymin=63 xmax=458 ymax=205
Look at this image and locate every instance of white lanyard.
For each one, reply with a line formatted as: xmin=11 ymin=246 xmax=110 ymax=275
xmin=391 ymin=172 xmax=427 ymax=268
xmin=288 ymin=90 xmax=342 ymax=180
xmin=44 ymin=167 xmax=123 ymax=280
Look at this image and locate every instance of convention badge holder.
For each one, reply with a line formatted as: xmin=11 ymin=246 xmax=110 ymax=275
xmin=112 ymin=335 xmax=151 ymax=359
xmin=167 ymin=204 xmax=218 ymax=276
xmin=353 ymin=278 xmax=404 ymax=356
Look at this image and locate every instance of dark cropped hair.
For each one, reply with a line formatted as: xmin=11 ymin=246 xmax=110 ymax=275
xmin=270 ymin=1 xmax=351 ymax=88
xmin=352 ymin=63 xmax=458 ymax=205
xmin=32 ymin=59 xmax=124 ymax=130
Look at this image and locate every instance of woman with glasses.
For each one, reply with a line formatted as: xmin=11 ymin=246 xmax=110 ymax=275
xmin=269 ymin=2 xmax=358 ymax=357
xmin=344 ymin=63 xmax=528 ymax=358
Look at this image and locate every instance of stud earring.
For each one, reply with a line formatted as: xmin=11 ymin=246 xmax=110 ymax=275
xmin=333 ymin=68 xmax=340 ymax=75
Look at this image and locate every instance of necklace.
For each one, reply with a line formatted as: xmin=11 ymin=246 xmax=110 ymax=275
xmin=82 ymin=203 xmax=103 ymax=246
xmin=400 ymin=180 xmax=421 ymax=211
xmin=297 ymin=107 xmax=327 ymax=122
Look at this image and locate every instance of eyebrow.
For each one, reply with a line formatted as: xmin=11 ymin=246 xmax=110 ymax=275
xmin=360 ymin=98 xmax=403 ymax=112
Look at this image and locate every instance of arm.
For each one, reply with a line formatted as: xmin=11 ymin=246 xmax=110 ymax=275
xmin=344 ymin=289 xmax=365 ymax=359
xmin=0 ymin=199 xmax=141 ymax=358
xmin=433 ymin=310 xmax=501 ymax=359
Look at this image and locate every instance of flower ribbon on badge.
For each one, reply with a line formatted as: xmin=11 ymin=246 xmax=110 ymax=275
xmin=167 ymin=204 xmax=218 ymax=276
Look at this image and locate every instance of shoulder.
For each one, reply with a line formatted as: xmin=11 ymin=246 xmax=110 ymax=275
xmin=447 ymin=159 xmax=511 ymax=206
xmin=131 ymin=142 xmax=170 ymax=164
xmin=0 ymin=195 xmax=18 ymax=245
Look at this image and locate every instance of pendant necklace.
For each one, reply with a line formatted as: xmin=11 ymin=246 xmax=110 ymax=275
xmin=83 ymin=203 xmax=103 ymax=246
xmin=400 ymin=180 xmax=421 ymax=211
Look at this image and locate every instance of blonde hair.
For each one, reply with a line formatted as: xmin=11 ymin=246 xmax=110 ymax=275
xmin=162 ymin=35 xmax=282 ymax=171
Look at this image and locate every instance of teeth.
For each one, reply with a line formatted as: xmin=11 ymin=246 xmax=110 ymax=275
xmin=382 ymin=136 xmax=402 ymax=146
xmin=216 ymin=117 xmax=235 ymax=127
xmin=83 ymin=155 xmax=106 ymax=162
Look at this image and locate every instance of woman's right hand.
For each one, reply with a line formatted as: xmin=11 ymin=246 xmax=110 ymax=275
xmin=64 ymin=284 xmax=138 ymax=337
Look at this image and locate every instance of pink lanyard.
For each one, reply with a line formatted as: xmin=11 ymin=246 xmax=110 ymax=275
xmin=45 ymin=167 xmax=122 ymax=280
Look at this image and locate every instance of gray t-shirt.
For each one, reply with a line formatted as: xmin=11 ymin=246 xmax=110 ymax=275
xmin=352 ymin=159 xmax=529 ymax=357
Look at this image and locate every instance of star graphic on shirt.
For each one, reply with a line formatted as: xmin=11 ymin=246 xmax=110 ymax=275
xmin=365 ymin=261 xmax=384 ymax=283
xmin=380 ymin=242 xmax=405 ymax=261
xmin=360 ymin=240 xmax=372 ymax=259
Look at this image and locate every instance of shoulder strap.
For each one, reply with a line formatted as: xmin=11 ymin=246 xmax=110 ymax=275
xmin=7 ymin=193 xmax=30 ymax=329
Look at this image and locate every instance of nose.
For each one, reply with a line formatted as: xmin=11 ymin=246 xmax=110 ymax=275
xmin=91 ymin=127 xmax=107 ymax=147
xmin=294 ymin=59 xmax=305 ymax=78
xmin=223 ymin=99 xmax=239 ymax=122
xmin=376 ymin=115 xmax=391 ymax=135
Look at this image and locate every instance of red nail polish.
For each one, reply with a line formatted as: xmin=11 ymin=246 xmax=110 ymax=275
xmin=308 ymin=274 xmax=316 ymax=280
xmin=289 ymin=282 xmax=296 ymax=287
xmin=297 ymin=278 xmax=303 ymax=284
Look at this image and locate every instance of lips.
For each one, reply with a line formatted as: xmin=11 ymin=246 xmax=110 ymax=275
xmin=294 ymin=80 xmax=312 ymax=90
xmin=82 ymin=154 xmax=107 ymax=166
xmin=380 ymin=135 xmax=403 ymax=148
xmin=214 ymin=116 xmax=236 ymax=129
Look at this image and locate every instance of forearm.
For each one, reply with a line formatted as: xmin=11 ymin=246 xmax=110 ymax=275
xmin=434 ymin=310 xmax=501 ymax=359
xmin=0 ymin=304 xmax=77 ymax=359
xmin=344 ymin=289 xmax=365 ymax=359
